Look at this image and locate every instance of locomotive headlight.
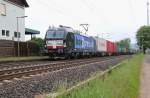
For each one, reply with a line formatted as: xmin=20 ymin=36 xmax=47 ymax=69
xmin=47 ymin=41 xmax=53 ymax=45
xmin=46 ymin=40 xmax=64 ymax=46
xmin=46 ymin=41 xmax=48 ymax=44
xmin=56 ymin=40 xmax=63 ymax=45
xmin=64 ymin=43 xmax=66 ymax=47
xmin=44 ymin=45 xmax=47 ymax=48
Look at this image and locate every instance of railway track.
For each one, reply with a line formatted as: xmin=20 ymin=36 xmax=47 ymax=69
xmin=0 ymin=56 xmax=129 ymax=81
xmin=0 ymin=56 xmax=118 ymax=69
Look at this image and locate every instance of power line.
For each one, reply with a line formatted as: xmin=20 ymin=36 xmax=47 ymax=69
xmin=80 ymin=0 xmax=95 ymax=12
xmin=79 ymin=0 xmax=110 ymax=35
xmin=80 ymin=24 xmax=89 ymax=34
xmin=35 ymin=0 xmax=65 ymax=16
xmin=79 ymin=0 xmax=109 ymax=22
xmin=33 ymin=0 xmax=85 ymax=23
xmin=127 ymin=0 xmax=138 ymax=27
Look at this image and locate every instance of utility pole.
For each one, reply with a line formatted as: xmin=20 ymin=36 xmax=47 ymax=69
xmin=80 ymin=24 xmax=89 ymax=34
xmin=147 ymin=0 xmax=149 ymax=25
xmin=16 ymin=16 xmax=27 ymax=57
xmin=137 ymin=36 xmax=144 ymax=53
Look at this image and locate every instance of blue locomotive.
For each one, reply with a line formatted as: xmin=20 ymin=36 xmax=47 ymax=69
xmin=45 ymin=25 xmax=95 ymax=59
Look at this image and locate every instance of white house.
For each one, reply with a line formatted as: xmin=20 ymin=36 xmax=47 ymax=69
xmin=0 ymin=0 xmax=29 ymax=41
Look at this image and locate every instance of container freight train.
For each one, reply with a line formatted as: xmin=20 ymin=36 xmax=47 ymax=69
xmin=44 ymin=25 xmax=130 ymax=59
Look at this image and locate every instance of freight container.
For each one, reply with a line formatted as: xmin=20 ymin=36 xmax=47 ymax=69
xmin=117 ymin=44 xmax=122 ymax=53
xmin=90 ymin=37 xmax=96 ymax=53
xmin=74 ymin=34 xmax=83 ymax=49
xmin=117 ymin=44 xmax=127 ymax=54
xmin=67 ymin=33 xmax=95 ymax=55
xmin=94 ymin=37 xmax=107 ymax=53
xmin=113 ymin=43 xmax=117 ymax=53
xmin=117 ymin=44 xmax=121 ymax=53
xmin=107 ymin=40 xmax=114 ymax=55
xmin=74 ymin=33 xmax=95 ymax=50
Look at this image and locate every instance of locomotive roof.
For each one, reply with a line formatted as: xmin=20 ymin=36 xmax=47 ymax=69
xmin=48 ymin=26 xmax=74 ymax=33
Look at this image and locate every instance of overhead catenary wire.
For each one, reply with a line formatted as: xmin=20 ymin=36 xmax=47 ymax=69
xmin=35 ymin=0 xmax=93 ymax=33
xmin=35 ymin=0 xmax=64 ymax=17
xmin=33 ymin=0 xmax=86 ymax=25
xmin=127 ymin=0 xmax=138 ymax=27
xmin=79 ymin=0 xmax=109 ymax=23
xmin=79 ymin=0 xmax=95 ymax=12
xmin=79 ymin=0 xmax=110 ymax=36
xmin=30 ymin=0 xmax=141 ymax=43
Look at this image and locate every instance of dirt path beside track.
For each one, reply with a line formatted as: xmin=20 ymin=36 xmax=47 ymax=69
xmin=139 ymin=55 xmax=150 ymax=98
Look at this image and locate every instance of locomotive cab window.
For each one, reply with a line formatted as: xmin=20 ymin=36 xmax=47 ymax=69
xmin=46 ymin=30 xmax=65 ymax=38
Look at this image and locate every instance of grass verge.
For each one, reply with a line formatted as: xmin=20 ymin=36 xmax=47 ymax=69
xmin=57 ymin=54 xmax=144 ymax=98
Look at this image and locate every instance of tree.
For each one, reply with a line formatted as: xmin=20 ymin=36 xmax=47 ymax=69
xmin=29 ymin=37 xmax=44 ymax=48
xmin=136 ymin=26 xmax=150 ymax=54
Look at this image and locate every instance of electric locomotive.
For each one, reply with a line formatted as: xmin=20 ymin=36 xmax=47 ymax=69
xmin=45 ymin=25 xmax=95 ymax=59
xmin=45 ymin=25 xmax=72 ymax=58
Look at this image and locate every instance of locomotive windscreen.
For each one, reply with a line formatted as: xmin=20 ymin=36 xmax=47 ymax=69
xmin=46 ymin=30 xmax=65 ymax=39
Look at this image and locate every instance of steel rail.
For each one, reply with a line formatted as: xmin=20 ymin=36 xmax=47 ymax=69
xmin=0 ymin=56 xmax=128 ymax=81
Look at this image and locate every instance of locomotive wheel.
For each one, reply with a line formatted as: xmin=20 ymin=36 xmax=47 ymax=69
xmin=65 ymin=54 xmax=71 ymax=59
xmin=49 ymin=54 xmax=55 ymax=60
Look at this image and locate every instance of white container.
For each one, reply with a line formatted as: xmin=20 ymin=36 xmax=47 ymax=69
xmin=94 ymin=37 xmax=107 ymax=52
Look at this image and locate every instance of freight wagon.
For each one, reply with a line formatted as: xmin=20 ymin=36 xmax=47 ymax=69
xmin=113 ymin=43 xmax=117 ymax=55
xmin=117 ymin=44 xmax=129 ymax=55
xmin=94 ymin=37 xmax=107 ymax=56
xmin=66 ymin=32 xmax=95 ymax=58
xmin=107 ymin=40 xmax=114 ymax=55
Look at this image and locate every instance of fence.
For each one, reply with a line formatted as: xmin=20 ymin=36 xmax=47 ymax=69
xmin=0 ymin=40 xmax=40 ymax=57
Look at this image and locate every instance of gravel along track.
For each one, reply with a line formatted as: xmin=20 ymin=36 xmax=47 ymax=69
xmin=0 ymin=56 xmax=124 ymax=81
xmin=0 ymin=55 xmax=131 ymax=98
xmin=0 ymin=56 xmax=116 ymax=69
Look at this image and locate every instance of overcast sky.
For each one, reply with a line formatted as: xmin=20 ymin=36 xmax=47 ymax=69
xmin=25 ymin=0 xmax=148 ymax=43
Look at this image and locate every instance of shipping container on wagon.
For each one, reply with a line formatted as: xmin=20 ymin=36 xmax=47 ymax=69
xmin=106 ymin=40 xmax=114 ymax=55
xmin=89 ymin=37 xmax=96 ymax=52
xmin=74 ymin=33 xmax=95 ymax=51
xmin=117 ymin=44 xmax=126 ymax=53
xmin=113 ymin=43 xmax=117 ymax=53
xmin=117 ymin=44 xmax=122 ymax=53
xmin=94 ymin=37 xmax=107 ymax=53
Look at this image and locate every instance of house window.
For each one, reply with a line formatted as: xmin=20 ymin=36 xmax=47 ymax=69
xmin=2 ymin=30 xmax=5 ymax=36
xmin=18 ymin=32 xmax=21 ymax=38
xmin=0 ymin=3 xmax=6 ymax=16
xmin=6 ymin=30 xmax=9 ymax=37
xmin=14 ymin=32 xmax=21 ymax=38
xmin=14 ymin=32 xmax=17 ymax=38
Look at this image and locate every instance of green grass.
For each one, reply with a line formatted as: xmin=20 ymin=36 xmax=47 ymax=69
xmin=57 ymin=54 xmax=144 ymax=98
